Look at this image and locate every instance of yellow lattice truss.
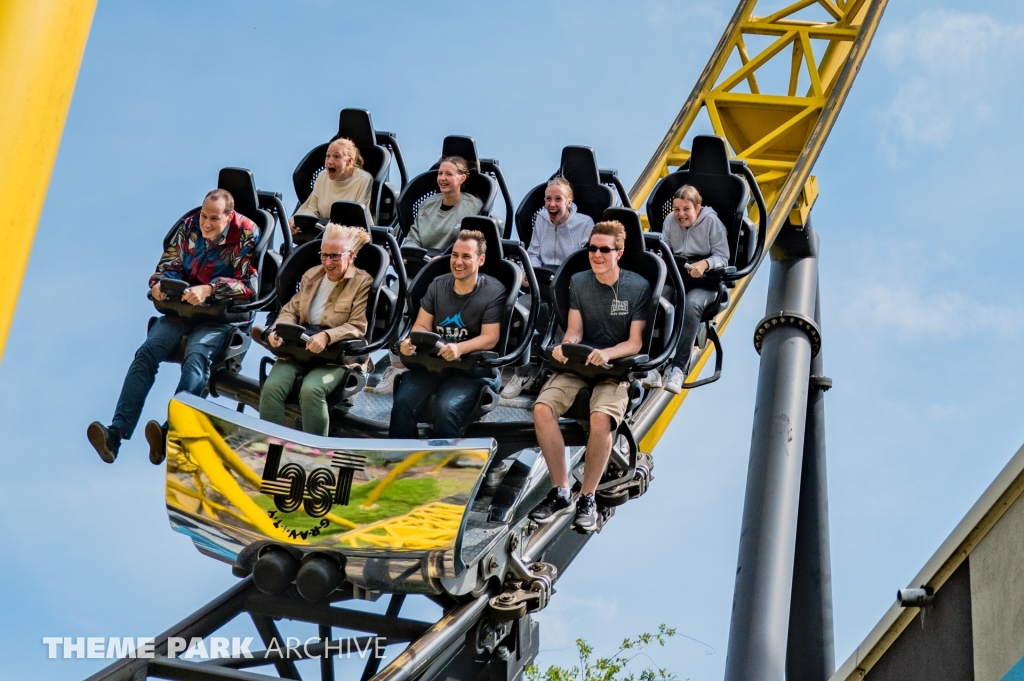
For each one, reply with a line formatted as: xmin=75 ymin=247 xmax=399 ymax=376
xmin=333 ymin=502 xmax=465 ymax=550
xmin=635 ymin=0 xmax=887 ymax=452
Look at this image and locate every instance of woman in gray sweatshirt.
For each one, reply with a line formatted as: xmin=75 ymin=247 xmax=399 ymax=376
xmin=660 ymin=184 xmax=730 ymax=394
xmin=404 ymin=156 xmax=483 ymax=252
xmin=525 ymin=177 xmax=595 ymax=270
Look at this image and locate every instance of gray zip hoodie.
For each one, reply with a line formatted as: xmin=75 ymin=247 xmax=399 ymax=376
xmin=661 ymin=205 xmax=730 ymax=270
xmin=526 ymin=203 xmax=595 ymax=269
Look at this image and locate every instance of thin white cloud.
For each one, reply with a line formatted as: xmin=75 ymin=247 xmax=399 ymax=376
xmin=878 ymin=11 xmax=1024 ymax=153
xmin=832 ymin=275 xmax=1024 ymax=341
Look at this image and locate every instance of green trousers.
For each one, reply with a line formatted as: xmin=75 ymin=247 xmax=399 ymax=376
xmin=259 ymin=359 xmax=349 ymax=436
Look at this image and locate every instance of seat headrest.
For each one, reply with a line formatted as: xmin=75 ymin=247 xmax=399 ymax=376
xmin=602 ymin=207 xmax=647 ymax=259
xmin=329 ymin=201 xmax=371 ymax=229
xmin=689 ymin=135 xmax=731 ymax=176
xmin=459 ymin=215 xmax=503 ymax=260
xmin=217 ymin=168 xmax=260 ymax=219
xmin=337 ymin=108 xmax=376 ymax=147
xmin=441 ymin=135 xmax=480 ymax=172
xmin=559 ymin=146 xmax=601 ymax=187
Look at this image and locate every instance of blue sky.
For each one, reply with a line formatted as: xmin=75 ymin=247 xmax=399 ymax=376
xmin=3 ymin=1 xmax=1024 ymax=679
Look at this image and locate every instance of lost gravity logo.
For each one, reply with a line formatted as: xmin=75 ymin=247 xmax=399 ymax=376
xmin=259 ymin=443 xmax=366 ymax=518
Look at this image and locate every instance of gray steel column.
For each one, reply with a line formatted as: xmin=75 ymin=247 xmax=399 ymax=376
xmin=785 ymin=283 xmax=835 ymax=681
xmin=723 ymin=221 xmax=820 ymax=681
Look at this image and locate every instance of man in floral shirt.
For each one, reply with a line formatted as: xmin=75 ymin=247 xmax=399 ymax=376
xmin=87 ymin=189 xmax=259 ymax=464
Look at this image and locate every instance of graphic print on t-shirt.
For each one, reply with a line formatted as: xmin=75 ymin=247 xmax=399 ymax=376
xmin=436 ymin=313 xmax=468 ymax=341
xmin=611 ymin=299 xmax=629 ymax=315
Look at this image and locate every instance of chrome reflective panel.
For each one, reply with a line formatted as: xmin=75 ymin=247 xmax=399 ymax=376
xmin=164 ymin=394 xmax=495 ymax=578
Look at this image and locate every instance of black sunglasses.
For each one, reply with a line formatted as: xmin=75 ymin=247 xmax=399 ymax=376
xmin=587 ymin=245 xmax=617 ymax=254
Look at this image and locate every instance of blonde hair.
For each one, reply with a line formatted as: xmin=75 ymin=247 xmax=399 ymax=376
xmin=546 ymin=177 xmax=574 ymax=202
xmin=323 ymin=223 xmax=371 ymax=255
xmin=439 ymin=155 xmax=470 ymax=176
xmin=327 ymin=138 xmax=364 ymax=169
xmin=590 ymin=220 xmax=626 ymax=250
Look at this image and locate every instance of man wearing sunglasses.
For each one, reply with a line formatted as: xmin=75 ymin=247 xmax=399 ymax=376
xmin=87 ymin=189 xmax=259 ymax=464
xmin=258 ymin=223 xmax=374 ymax=436
xmin=529 ymin=220 xmax=652 ymax=532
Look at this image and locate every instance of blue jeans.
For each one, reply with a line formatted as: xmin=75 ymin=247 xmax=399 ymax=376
xmin=388 ymin=369 xmax=499 ymax=439
xmin=111 ymin=316 xmax=230 ymax=437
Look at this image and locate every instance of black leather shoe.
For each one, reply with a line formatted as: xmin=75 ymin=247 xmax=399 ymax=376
xmin=528 ymin=488 xmax=573 ymax=524
xmin=145 ymin=420 xmax=167 ymax=466
xmin=87 ymin=422 xmax=121 ymax=464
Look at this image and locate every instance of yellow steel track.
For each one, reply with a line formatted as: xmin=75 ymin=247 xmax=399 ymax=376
xmin=0 ymin=1 xmax=97 ymax=363
xmin=636 ymin=0 xmax=887 ymax=452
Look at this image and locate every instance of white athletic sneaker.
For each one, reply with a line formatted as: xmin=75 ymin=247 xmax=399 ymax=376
xmin=373 ymin=366 xmax=405 ymax=394
xmin=501 ymin=373 xmax=533 ymax=399
xmin=664 ymin=367 xmax=686 ymax=394
xmin=640 ymin=368 xmax=663 ymax=389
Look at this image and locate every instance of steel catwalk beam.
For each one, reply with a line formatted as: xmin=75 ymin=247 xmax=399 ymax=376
xmin=0 ymin=0 xmax=97 ymax=363
xmin=785 ymin=284 xmax=835 ymax=681
xmin=724 ymin=221 xmax=820 ymax=681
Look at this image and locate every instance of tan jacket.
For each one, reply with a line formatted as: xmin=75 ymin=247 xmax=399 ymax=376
xmin=276 ymin=265 xmax=373 ymax=345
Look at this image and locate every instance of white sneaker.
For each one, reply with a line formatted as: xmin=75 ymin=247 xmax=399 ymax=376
xmin=640 ymin=368 xmax=662 ymax=389
xmin=501 ymin=373 xmax=533 ymax=399
xmin=373 ymin=366 xmax=405 ymax=394
xmin=664 ymin=367 xmax=686 ymax=394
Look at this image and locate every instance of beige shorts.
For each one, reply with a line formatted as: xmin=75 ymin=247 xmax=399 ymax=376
xmin=534 ymin=372 xmax=630 ymax=428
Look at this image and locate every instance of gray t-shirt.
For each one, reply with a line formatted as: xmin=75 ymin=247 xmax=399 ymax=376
xmin=421 ymin=273 xmax=507 ymax=343
xmin=569 ymin=269 xmax=652 ymax=349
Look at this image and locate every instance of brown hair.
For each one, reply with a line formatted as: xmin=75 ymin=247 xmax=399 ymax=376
xmin=672 ymin=184 xmax=702 ymax=207
xmin=323 ymin=223 xmax=371 ymax=255
xmin=328 ymin=137 xmax=365 ymax=169
xmin=439 ymin=155 xmax=471 ymax=176
xmin=546 ymin=176 xmax=574 ymax=202
xmin=204 ymin=189 xmax=234 ymax=214
xmin=590 ymin=220 xmax=626 ymax=250
xmin=455 ymin=229 xmax=487 ymax=255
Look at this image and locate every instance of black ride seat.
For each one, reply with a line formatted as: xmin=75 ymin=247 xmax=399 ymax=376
xmin=544 ymin=212 xmax=666 ymax=385
xmin=642 ymin=135 xmax=769 ymax=388
xmin=541 ymin=208 xmax=681 ymax=496
xmin=396 ymin=216 xmax=534 ymax=435
xmin=259 ymin=229 xmax=397 ymax=411
xmin=151 ymin=168 xmax=281 ymax=374
xmin=394 ymin=135 xmax=497 ymax=253
xmin=513 ymin=146 xmax=617 ymax=296
xmin=292 ymin=108 xmax=395 ymax=232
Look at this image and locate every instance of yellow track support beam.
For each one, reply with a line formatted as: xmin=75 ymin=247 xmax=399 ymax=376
xmin=633 ymin=0 xmax=887 ymax=453
xmin=0 ymin=0 xmax=97 ymax=364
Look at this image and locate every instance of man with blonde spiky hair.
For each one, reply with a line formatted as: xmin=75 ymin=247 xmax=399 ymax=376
xmin=259 ymin=223 xmax=374 ymax=436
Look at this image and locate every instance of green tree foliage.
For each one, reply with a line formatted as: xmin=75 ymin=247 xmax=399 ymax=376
xmin=525 ymin=624 xmax=682 ymax=681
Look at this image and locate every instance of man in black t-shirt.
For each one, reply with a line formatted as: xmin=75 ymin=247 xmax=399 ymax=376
xmin=389 ymin=230 xmax=507 ymax=439
xmin=528 ymin=221 xmax=652 ymax=532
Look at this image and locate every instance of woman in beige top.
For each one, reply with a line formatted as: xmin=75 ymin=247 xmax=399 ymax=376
xmin=291 ymin=138 xmax=374 ymax=233
xmin=260 ymin=223 xmax=373 ymax=435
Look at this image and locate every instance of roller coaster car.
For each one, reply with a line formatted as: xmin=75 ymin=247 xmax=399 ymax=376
xmin=643 ymin=135 xmax=767 ymax=388
xmin=394 ymin=216 xmax=539 ymax=430
xmin=150 ymin=168 xmax=291 ymax=374
xmin=395 ymin=136 xmax=515 ymax=278
xmin=291 ymin=108 xmax=408 ymax=240
xmin=513 ymin=145 xmax=625 ymax=295
xmin=258 ymin=226 xmax=407 ymax=415
xmin=541 ymin=208 xmax=683 ymax=498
